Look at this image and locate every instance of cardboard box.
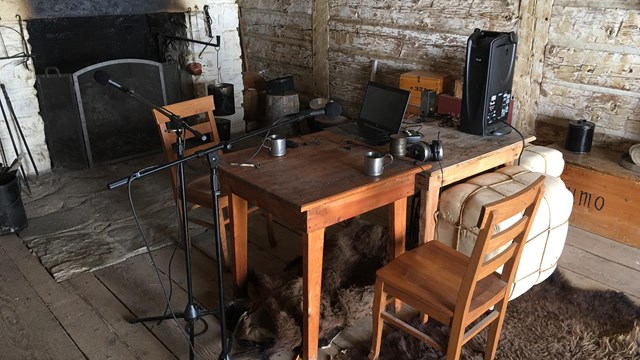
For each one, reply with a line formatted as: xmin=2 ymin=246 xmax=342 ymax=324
xmin=399 ymin=71 xmax=453 ymax=107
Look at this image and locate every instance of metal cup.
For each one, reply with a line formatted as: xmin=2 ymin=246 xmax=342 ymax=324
xmin=363 ymin=151 xmax=393 ymax=176
xmin=265 ymin=134 xmax=287 ymax=157
xmin=389 ymin=134 xmax=407 ymax=157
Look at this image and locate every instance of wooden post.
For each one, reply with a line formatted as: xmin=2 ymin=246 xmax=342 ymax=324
xmin=513 ymin=0 xmax=554 ymax=135
xmin=313 ymin=0 xmax=330 ymax=98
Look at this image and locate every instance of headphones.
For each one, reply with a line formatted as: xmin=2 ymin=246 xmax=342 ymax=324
xmin=408 ymin=139 xmax=443 ymax=162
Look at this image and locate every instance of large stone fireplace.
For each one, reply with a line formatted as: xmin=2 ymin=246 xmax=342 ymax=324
xmin=0 ymin=0 xmax=245 ymax=174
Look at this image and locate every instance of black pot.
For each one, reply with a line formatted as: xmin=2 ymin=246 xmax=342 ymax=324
xmin=565 ymin=120 xmax=595 ymax=153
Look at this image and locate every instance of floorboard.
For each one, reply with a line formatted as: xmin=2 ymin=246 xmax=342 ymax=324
xmin=0 ymin=236 xmax=85 ymax=360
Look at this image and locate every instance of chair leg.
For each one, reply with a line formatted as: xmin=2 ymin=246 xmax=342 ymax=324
xmin=218 ymin=207 xmax=230 ymax=270
xmin=484 ymin=302 xmax=508 ymax=360
xmin=266 ymin=212 xmax=277 ymax=248
xmin=368 ymin=279 xmax=386 ymax=360
xmin=420 ymin=313 xmax=429 ymax=324
xmin=445 ymin=318 xmax=466 ymax=360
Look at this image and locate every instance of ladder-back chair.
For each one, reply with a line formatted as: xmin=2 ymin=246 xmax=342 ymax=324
xmin=369 ymin=176 xmax=546 ymax=360
xmin=152 ymin=95 xmax=275 ymax=268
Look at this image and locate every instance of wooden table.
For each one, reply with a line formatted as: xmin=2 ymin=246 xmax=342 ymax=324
xmin=218 ymin=130 xmax=428 ymax=360
xmin=414 ymin=121 xmax=535 ymax=242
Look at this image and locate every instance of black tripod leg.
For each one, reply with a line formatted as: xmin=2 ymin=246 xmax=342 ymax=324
xmin=206 ymin=151 xmax=232 ymax=360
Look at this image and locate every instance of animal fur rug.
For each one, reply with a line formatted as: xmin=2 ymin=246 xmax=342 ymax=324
xmin=230 ymin=218 xmax=389 ymax=357
xmin=336 ymin=271 xmax=640 ymax=360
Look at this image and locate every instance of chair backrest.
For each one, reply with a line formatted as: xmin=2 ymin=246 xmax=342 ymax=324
xmin=152 ymin=96 xmax=220 ymax=186
xmin=456 ymin=176 xmax=546 ymax=317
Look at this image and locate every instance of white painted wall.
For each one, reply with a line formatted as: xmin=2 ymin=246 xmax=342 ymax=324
xmin=0 ymin=17 xmax=50 ymax=175
xmin=0 ymin=0 xmax=245 ymax=175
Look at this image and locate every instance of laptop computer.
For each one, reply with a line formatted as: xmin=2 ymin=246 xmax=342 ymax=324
xmin=339 ymin=81 xmax=410 ymax=145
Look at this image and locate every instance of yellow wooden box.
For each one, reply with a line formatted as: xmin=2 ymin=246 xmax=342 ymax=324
xmin=399 ymin=71 xmax=453 ymax=107
xmin=555 ymin=145 xmax=640 ymax=248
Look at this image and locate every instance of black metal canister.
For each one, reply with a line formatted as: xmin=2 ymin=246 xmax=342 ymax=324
xmin=0 ymin=173 xmax=27 ymax=235
xmin=565 ymin=119 xmax=595 ymax=153
xmin=207 ymin=83 xmax=235 ymax=116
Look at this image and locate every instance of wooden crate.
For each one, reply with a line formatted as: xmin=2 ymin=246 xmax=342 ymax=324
xmin=399 ymin=71 xmax=453 ymax=107
xmin=555 ymin=145 xmax=640 ymax=248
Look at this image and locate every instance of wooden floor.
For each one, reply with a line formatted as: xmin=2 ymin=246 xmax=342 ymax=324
xmin=0 ymin=205 xmax=638 ymax=359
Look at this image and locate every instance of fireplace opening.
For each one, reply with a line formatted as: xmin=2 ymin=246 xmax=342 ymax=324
xmin=28 ymin=13 xmax=194 ymax=169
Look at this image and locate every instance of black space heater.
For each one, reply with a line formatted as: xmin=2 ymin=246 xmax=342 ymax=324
xmin=459 ymin=29 xmax=517 ymax=136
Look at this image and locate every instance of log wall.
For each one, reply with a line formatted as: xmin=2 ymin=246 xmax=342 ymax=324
xmin=238 ymin=0 xmax=639 ymax=151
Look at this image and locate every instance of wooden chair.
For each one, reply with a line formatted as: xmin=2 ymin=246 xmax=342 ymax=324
xmin=369 ymin=176 xmax=546 ymax=360
xmin=152 ymin=95 xmax=276 ymax=267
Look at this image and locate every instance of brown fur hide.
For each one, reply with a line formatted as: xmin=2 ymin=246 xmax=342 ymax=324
xmin=231 ymin=219 xmax=389 ymax=356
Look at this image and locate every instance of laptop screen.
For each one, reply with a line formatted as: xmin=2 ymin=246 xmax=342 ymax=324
xmin=358 ymin=81 xmax=410 ymax=133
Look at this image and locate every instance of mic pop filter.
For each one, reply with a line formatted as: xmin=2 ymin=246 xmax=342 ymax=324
xmin=94 ymin=70 xmax=110 ymax=85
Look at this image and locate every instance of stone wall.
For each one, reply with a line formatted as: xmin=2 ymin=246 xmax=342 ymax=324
xmin=238 ymin=0 xmax=640 ymax=152
xmin=0 ymin=0 xmax=245 ymax=174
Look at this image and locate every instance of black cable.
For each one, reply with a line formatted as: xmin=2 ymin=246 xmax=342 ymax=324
xmin=126 ymin=171 xmax=198 ymax=356
xmin=500 ymin=120 xmax=526 ymax=165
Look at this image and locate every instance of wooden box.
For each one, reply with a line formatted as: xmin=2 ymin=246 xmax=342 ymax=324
xmin=399 ymin=71 xmax=453 ymax=107
xmin=555 ymin=145 xmax=640 ymax=248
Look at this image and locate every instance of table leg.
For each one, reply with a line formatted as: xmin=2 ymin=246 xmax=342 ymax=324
xmin=420 ymin=175 xmax=442 ymax=244
xmin=389 ymin=197 xmax=407 ymax=259
xmin=228 ymin=193 xmax=248 ymax=291
xmin=302 ymin=228 xmax=325 ymax=360
xmin=389 ymin=197 xmax=407 ymax=312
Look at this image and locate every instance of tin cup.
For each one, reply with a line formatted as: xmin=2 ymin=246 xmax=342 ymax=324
xmin=363 ymin=151 xmax=393 ymax=176
xmin=389 ymin=134 xmax=407 ymax=157
xmin=265 ymin=134 xmax=287 ymax=157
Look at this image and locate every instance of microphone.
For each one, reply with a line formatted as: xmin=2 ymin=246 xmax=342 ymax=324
xmin=290 ymin=102 xmax=342 ymax=120
xmin=94 ymin=70 xmax=131 ymax=93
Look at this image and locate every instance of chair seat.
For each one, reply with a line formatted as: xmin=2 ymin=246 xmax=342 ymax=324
xmin=185 ymin=175 xmax=228 ymax=209
xmin=377 ymin=241 xmax=507 ymax=324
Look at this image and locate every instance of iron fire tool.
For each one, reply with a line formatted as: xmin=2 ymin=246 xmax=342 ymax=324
xmin=1 ymin=84 xmax=39 ymax=177
xmin=0 ymin=91 xmax=30 ymax=193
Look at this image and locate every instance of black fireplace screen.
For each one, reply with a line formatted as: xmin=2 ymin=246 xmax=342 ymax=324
xmin=29 ymin=13 xmax=192 ymax=169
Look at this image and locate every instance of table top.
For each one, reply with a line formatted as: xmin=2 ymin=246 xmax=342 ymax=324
xmin=218 ymin=130 xmax=429 ymax=212
xmin=408 ymin=120 xmax=535 ymax=178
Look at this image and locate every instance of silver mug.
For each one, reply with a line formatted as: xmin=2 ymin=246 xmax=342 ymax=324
xmin=363 ymin=151 xmax=393 ymax=176
xmin=389 ymin=134 xmax=407 ymax=157
xmin=265 ymin=134 xmax=287 ymax=157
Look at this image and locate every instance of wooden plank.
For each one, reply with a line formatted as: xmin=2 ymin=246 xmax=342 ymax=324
xmin=313 ymin=0 xmax=330 ymax=98
xmin=564 ymin=226 xmax=640 ymax=272
xmin=237 ymin=1 xmax=312 ymax=14
xmin=329 ymin=0 xmax=519 ymax=30
xmin=555 ymin=0 xmax=640 ymax=10
xmin=1 ymin=235 xmax=164 ymax=359
xmin=0 ymin=236 xmax=84 ymax=360
xmin=548 ymin=7 xmax=639 ymax=46
xmin=558 ymin=243 xmax=640 ymax=300
xmin=66 ymin=273 xmax=176 ymax=359
xmin=536 ymin=81 xmax=639 ymax=141
xmin=544 ymin=46 xmax=640 ymax=92
xmin=514 ymin=0 xmax=552 ymax=133
xmin=93 ymin=252 xmax=222 ymax=359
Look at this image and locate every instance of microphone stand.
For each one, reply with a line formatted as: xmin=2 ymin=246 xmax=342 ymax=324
xmin=107 ymin=100 xmax=320 ymax=359
xmin=105 ymin=84 xmax=219 ymax=360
